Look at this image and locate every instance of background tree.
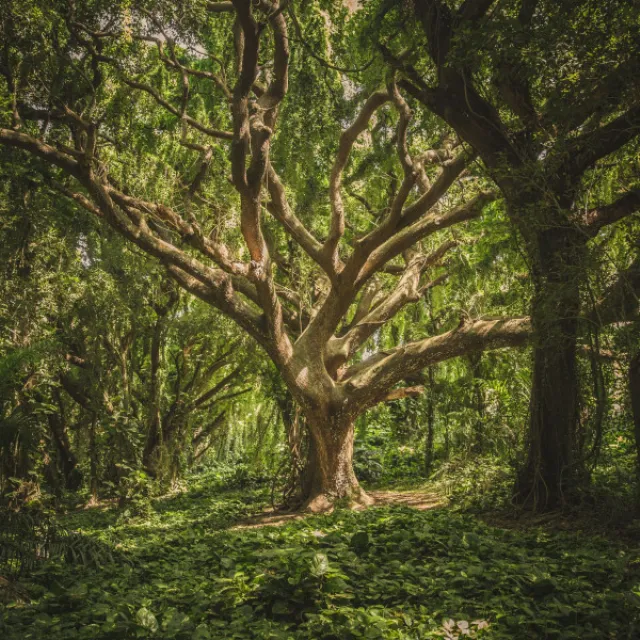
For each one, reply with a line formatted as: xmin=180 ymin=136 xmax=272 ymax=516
xmin=364 ymin=0 xmax=640 ymax=506
xmin=0 ymin=162 xmax=258 ymax=503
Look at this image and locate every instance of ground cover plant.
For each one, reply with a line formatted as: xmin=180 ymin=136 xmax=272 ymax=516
xmin=2 ymin=469 xmax=640 ymax=639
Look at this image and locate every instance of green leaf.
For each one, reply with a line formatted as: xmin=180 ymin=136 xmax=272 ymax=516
xmin=191 ymin=623 xmax=212 ymax=640
xmin=309 ymin=552 xmax=329 ymax=578
xmin=350 ymin=531 xmax=370 ymax=552
xmin=135 ymin=607 xmax=158 ymax=633
xmin=271 ymin=600 xmax=289 ymax=615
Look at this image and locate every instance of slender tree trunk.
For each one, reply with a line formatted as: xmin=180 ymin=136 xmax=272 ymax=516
xmin=119 ymin=350 xmax=131 ymax=414
xmin=46 ymin=413 xmax=82 ymax=491
xmin=143 ymin=315 xmax=165 ymax=473
xmin=38 ymin=389 xmax=82 ymax=491
xmin=516 ymin=236 xmax=582 ymax=509
xmin=586 ymin=325 xmax=607 ymax=470
xmin=630 ymin=352 xmax=640 ymax=503
xmin=302 ymin=412 xmax=372 ymax=512
xmin=424 ymin=367 xmax=436 ymax=475
xmin=468 ymin=353 xmax=485 ymax=454
xmin=89 ymin=414 xmax=98 ymax=504
xmin=444 ymin=418 xmax=451 ymax=461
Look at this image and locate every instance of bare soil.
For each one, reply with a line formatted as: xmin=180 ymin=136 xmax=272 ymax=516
xmin=233 ymin=489 xmax=445 ymax=529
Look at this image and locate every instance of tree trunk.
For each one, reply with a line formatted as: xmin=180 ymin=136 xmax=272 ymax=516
xmin=39 ymin=388 xmax=82 ymax=491
xmin=46 ymin=412 xmax=82 ymax=491
xmin=630 ymin=351 xmax=640 ymax=502
xmin=585 ymin=325 xmax=607 ymax=469
xmin=516 ymin=238 xmax=582 ymax=509
xmin=89 ymin=414 xmax=99 ymax=504
xmin=302 ymin=413 xmax=373 ymax=512
xmin=468 ymin=353 xmax=485 ymax=454
xmin=279 ymin=394 xmax=308 ymax=507
xmin=424 ymin=367 xmax=436 ymax=475
xmin=142 ymin=314 xmax=165 ymax=473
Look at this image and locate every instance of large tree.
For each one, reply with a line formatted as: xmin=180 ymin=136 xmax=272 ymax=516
xmin=6 ymin=0 xmax=634 ymax=510
xmin=365 ymin=0 xmax=640 ymax=506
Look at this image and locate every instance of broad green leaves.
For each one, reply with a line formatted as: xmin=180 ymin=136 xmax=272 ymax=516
xmin=3 ymin=478 xmax=639 ymax=639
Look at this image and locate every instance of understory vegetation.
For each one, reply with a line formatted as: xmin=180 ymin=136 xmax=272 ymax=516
xmin=3 ymin=465 xmax=640 ymax=639
xmin=1 ymin=0 xmax=640 ymax=637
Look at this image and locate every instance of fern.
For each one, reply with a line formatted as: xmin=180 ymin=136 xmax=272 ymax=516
xmin=0 ymin=509 xmax=122 ymax=578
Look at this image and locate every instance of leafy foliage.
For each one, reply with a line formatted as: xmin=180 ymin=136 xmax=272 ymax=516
xmin=2 ymin=474 xmax=639 ymax=639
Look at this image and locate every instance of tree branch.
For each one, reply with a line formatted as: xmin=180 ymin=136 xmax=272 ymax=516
xmin=591 ymin=255 xmax=640 ymax=326
xmin=325 ymin=91 xmax=389 ymax=268
xmin=570 ymin=104 xmax=640 ymax=177
xmin=344 ymin=316 xmax=531 ymax=407
xmin=356 ymin=192 xmax=493 ymax=287
xmin=583 ymin=189 xmax=640 ymax=237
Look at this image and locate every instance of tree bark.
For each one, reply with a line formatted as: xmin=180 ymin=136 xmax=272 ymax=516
xmin=89 ymin=414 xmax=99 ymax=504
xmin=278 ymin=391 xmax=308 ymax=506
xmin=143 ymin=311 xmax=167 ymax=473
xmin=46 ymin=412 xmax=82 ymax=491
xmin=630 ymin=351 xmax=640 ymax=499
xmin=468 ymin=353 xmax=485 ymax=454
xmin=302 ymin=412 xmax=373 ymax=512
xmin=424 ymin=367 xmax=436 ymax=475
xmin=516 ymin=237 xmax=582 ymax=509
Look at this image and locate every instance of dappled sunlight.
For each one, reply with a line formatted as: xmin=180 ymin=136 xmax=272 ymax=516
xmin=369 ymin=489 xmax=445 ymax=511
xmin=4 ymin=484 xmax=640 ymax=639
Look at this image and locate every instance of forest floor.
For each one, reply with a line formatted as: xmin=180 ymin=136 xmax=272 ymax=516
xmin=235 ymin=490 xmax=445 ymax=529
xmin=2 ymin=472 xmax=640 ymax=639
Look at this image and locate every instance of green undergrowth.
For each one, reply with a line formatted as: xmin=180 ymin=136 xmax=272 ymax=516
xmin=2 ymin=472 xmax=640 ymax=639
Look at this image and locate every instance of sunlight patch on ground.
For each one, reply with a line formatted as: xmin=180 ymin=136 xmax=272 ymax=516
xmin=232 ymin=489 xmax=445 ymax=529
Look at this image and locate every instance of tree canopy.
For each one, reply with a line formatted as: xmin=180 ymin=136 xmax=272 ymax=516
xmin=1 ymin=0 xmax=639 ymax=512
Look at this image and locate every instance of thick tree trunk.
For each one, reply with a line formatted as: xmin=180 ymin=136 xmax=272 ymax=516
xmin=516 ymin=240 xmax=582 ymax=509
xmin=302 ymin=413 xmax=373 ymax=512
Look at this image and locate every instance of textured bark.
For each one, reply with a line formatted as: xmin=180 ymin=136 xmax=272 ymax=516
xmin=630 ymin=352 xmax=640 ymax=492
xmin=516 ymin=237 xmax=582 ymax=509
xmin=142 ymin=314 xmax=165 ymax=473
xmin=88 ymin=415 xmax=98 ymax=504
xmin=423 ymin=367 xmax=436 ymax=475
xmin=277 ymin=391 xmax=309 ymax=506
xmin=46 ymin=412 xmax=82 ymax=491
xmin=303 ymin=412 xmax=372 ymax=512
xmin=143 ymin=290 xmax=179 ymax=473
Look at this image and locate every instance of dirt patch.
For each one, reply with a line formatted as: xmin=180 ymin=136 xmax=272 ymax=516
xmin=232 ymin=489 xmax=445 ymax=529
xmin=232 ymin=510 xmax=308 ymax=530
xmin=368 ymin=489 xmax=445 ymax=511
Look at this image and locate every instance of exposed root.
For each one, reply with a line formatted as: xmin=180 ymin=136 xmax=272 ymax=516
xmin=233 ymin=489 xmax=443 ymax=529
xmin=303 ymin=487 xmax=375 ymax=513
